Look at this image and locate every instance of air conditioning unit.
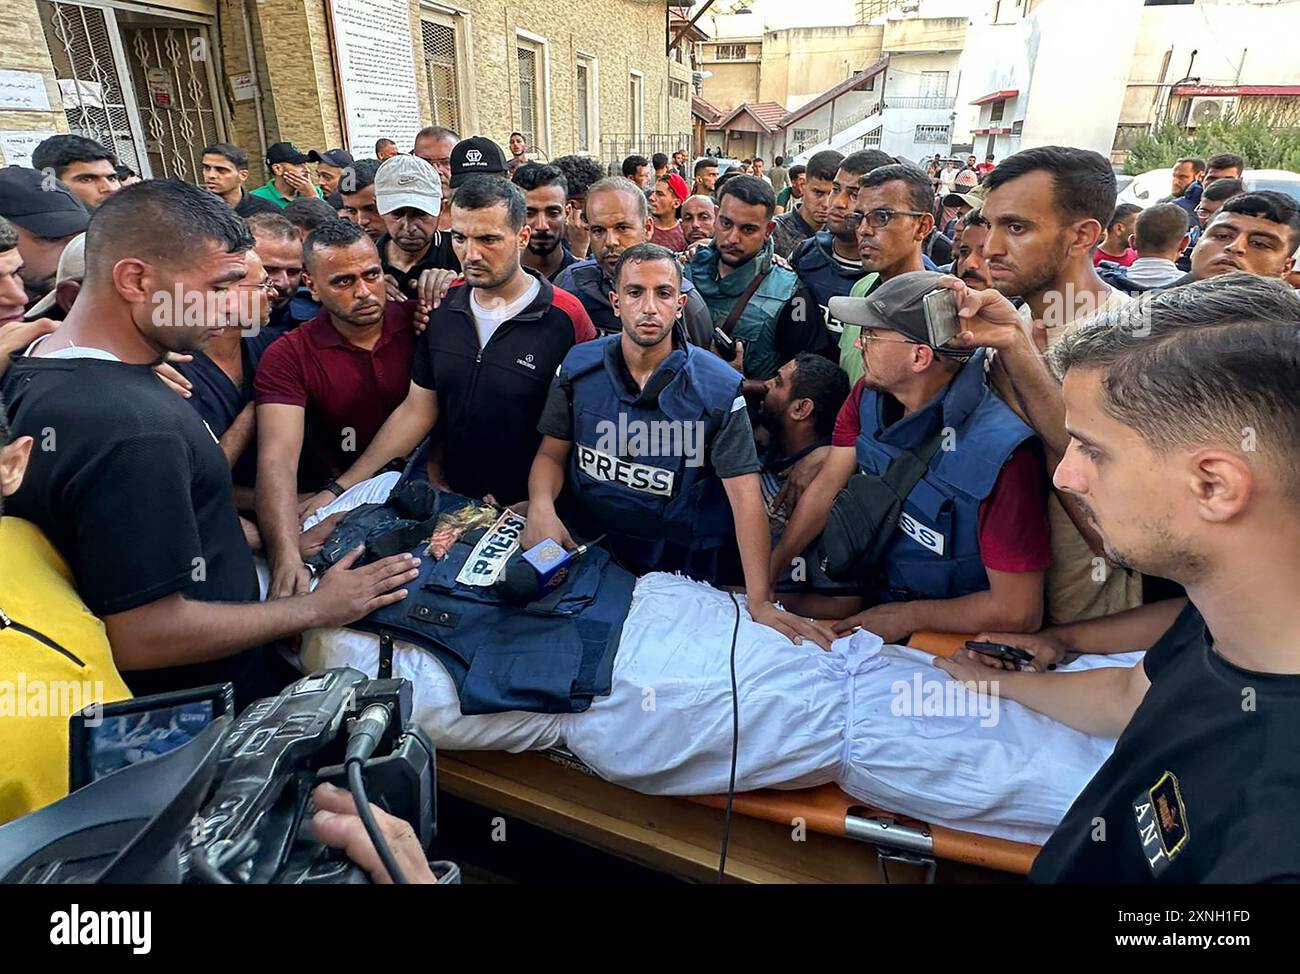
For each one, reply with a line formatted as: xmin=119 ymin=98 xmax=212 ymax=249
xmin=1187 ymin=96 xmax=1236 ymax=127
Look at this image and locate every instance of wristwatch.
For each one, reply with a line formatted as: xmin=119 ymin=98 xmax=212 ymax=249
xmin=323 ymin=479 xmax=345 ymax=498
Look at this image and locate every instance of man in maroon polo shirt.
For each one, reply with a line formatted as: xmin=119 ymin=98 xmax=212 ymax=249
xmin=255 ymin=219 xmax=418 ymax=598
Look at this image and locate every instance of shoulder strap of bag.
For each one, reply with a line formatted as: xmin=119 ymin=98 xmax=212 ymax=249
xmin=719 ymin=262 xmax=771 ymax=337
xmin=881 ymin=425 xmax=947 ymax=500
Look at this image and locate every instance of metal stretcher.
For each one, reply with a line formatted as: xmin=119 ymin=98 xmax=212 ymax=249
xmin=436 ymin=631 xmax=1041 ymax=883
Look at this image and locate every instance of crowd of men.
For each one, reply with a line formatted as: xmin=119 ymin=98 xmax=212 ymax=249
xmin=2 ymin=124 xmax=1300 ymax=884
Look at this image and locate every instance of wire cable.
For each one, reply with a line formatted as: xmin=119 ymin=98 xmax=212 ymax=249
xmin=718 ymin=590 xmax=742 ymax=882
xmin=346 ymin=760 xmax=408 ymax=885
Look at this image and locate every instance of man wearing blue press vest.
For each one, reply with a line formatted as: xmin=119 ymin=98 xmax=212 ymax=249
xmin=771 ymin=270 xmax=1051 ymax=643
xmin=523 ymin=242 xmax=835 ymax=648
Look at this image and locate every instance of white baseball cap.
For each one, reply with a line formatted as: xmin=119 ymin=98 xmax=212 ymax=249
xmin=374 ymin=155 xmax=442 ymax=217
xmin=26 ymin=232 xmax=86 ymax=318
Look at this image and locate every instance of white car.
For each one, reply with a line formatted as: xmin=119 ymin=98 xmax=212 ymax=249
xmin=1117 ymin=167 xmax=1300 ymax=209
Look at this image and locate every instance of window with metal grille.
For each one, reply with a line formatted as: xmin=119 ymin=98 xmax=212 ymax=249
xmin=1011 ymin=119 xmax=1023 ymax=136
xmin=715 ymin=44 xmax=747 ymax=60
xmin=915 ymin=124 xmax=950 ymax=144
xmin=792 ymin=127 xmax=820 ymax=144
xmin=863 ymin=125 xmax=882 ymax=147
xmin=517 ymin=44 xmax=539 ymax=151
xmin=920 ymin=71 xmax=949 ymax=98
xmin=989 ymin=99 xmax=1006 ymax=123
xmin=576 ymin=60 xmax=591 ymax=152
xmin=421 ymin=17 xmax=461 ymax=131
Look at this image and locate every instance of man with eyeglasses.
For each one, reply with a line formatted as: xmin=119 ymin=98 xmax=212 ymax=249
xmin=769 ymin=270 xmax=1049 ymax=642
xmin=834 ymin=164 xmax=935 ymax=383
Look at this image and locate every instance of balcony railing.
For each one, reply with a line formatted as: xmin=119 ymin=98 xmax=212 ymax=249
xmin=883 ymin=96 xmax=957 ymax=111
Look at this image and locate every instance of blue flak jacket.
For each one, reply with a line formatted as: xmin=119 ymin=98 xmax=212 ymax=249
xmin=790 ymin=230 xmax=865 ymax=333
xmin=356 ymin=489 xmax=636 ymax=715
xmin=559 ymin=335 xmax=742 ymax=582
xmin=854 ymin=348 xmax=1037 ymax=603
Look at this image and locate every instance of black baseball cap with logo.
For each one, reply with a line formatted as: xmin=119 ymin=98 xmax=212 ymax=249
xmin=266 ymin=141 xmax=311 ymax=166
xmin=309 ymin=148 xmax=354 ymax=168
xmin=0 ymin=165 xmax=90 ymax=238
xmin=829 ymin=270 xmax=972 ymax=358
xmin=449 ymin=137 xmax=506 ymax=188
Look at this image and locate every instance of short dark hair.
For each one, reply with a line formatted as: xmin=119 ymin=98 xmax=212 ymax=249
xmin=774 ymin=156 xmax=785 ymax=166
xmin=1109 ymin=202 xmax=1143 ymax=229
xmin=202 ymin=142 xmax=249 ymax=170
xmin=839 ymin=149 xmax=895 ymax=178
xmin=451 ymin=173 xmax=526 ymax=231
xmin=958 ymin=207 xmax=988 ymax=231
xmin=32 ymin=134 xmax=116 ymax=177
xmin=787 ymin=164 xmax=806 ymax=181
xmin=694 ymin=157 xmax=720 ymax=176
xmin=1207 ymin=152 xmax=1245 ymax=175
xmin=552 ymin=155 xmax=605 ymax=201
xmin=245 ymin=211 xmax=298 ymax=243
xmin=612 ymin=241 xmax=681 ymax=287
xmin=1051 ymin=273 xmax=1300 ymax=502
xmin=341 ymin=158 xmax=382 ymax=195
xmin=0 ymin=390 xmax=10 ymax=450
xmin=788 ymin=352 xmax=850 ymax=438
xmin=1135 ymin=203 xmax=1190 ymax=252
xmin=805 ymin=150 xmax=844 ymax=183
xmin=1202 ymin=177 xmax=1245 ymax=204
xmin=114 ymin=165 xmax=137 ymax=182
xmin=84 ymin=179 xmax=253 ymax=282
xmin=984 ymin=145 xmax=1117 ymax=228
xmin=1219 ymin=190 xmax=1300 ymax=252
xmin=303 ymin=217 xmax=371 ymax=270
xmin=859 ymin=164 xmax=933 ymax=214
xmin=375 ymin=138 xmax=396 ymax=151
xmin=1175 ymin=156 xmax=1207 ymax=174
xmin=325 ymin=191 xmax=344 ymax=210
xmin=0 ymin=216 xmax=17 ymax=253
xmin=511 ymin=162 xmax=568 ymax=195
xmin=416 ymin=125 xmax=458 ymax=143
xmin=621 ymin=155 xmax=650 ymax=178
xmin=282 ymin=196 xmax=340 ymax=233
xmin=510 ymin=132 xmax=524 ymax=140
xmin=718 ymin=174 xmax=776 ymax=219
xmin=652 ymin=153 xmax=669 ymax=170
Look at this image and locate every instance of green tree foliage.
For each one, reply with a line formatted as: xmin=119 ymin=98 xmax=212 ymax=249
xmin=1124 ymin=104 xmax=1300 ymax=175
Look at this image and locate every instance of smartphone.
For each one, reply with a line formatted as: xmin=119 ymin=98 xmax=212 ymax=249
xmin=964 ymin=640 xmax=1035 ymax=669
xmin=922 ymin=288 xmax=962 ymax=348
xmin=68 ymin=683 xmax=234 ymax=792
xmin=712 ymin=327 xmax=738 ymax=361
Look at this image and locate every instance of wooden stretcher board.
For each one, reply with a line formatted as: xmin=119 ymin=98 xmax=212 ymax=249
xmin=437 ymin=632 xmax=1040 ymax=883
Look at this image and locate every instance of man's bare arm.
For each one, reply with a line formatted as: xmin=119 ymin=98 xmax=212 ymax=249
xmin=255 ymin=402 xmax=309 ymax=596
xmin=769 ymin=444 xmax=857 ymax=587
xmin=220 ymin=401 xmax=256 ymax=468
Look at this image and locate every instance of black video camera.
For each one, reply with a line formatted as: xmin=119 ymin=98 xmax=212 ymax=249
xmin=0 ymin=668 xmax=438 ymax=884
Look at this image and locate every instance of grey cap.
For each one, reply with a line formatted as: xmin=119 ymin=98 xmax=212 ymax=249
xmin=374 ymin=154 xmax=442 ymax=216
xmin=829 ymin=270 xmax=954 ymax=348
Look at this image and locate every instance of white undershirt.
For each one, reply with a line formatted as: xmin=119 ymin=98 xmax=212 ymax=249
xmin=469 ymin=277 xmax=540 ymax=350
xmin=25 ymin=335 xmax=121 ymax=361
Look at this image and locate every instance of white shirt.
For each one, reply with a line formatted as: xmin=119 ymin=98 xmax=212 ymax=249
xmin=25 ymin=335 xmax=121 ymax=361
xmin=938 ymin=168 xmax=959 ymax=194
xmin=1125 ymin=256 xmax=1183 ymax=288
xmin=469 ymin=277 xmax=540 ymax=350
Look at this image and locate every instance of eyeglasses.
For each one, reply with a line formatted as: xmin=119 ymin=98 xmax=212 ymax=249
xmin=855 ymin=330 xmax=919 ymax=350
xmin=844 ymin=208 xmax=927 ymax=231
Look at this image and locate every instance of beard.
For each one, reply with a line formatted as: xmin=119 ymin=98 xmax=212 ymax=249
xmin=527 ymin=233 xmax=561 ymax=257
xmin=992 ymin=232 xmax=1071 ymax=302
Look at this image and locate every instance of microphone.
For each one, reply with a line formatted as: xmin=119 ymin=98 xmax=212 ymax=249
xmin=492 ymin=537 xmax=601 ymax=605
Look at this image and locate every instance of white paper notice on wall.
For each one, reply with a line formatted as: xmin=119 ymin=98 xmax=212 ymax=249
xmin=329 ymin=0 xmax=422 ymax=161
xmin=230 ymin=73 xmax=257 ymax=103
xmin=0 ymin=70 xmax=52 ymax=111
xmin=57 ymin=79 xmax=104 ymax=110
xmin=0 ymin=130 xmax=60 ymax=168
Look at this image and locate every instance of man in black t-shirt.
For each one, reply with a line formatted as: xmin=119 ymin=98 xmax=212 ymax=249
xmin=1 ymin=180 xmax=422 ymax=707
xmin=937 ymin=274 xmax=1300 ymax=883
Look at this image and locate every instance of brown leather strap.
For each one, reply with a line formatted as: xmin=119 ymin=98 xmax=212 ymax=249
xmin=718 ymin=263 xmax=771 ymax=337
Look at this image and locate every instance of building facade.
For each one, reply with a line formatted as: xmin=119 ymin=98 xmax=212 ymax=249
xmin=0 ymin=0 xmax=692 ymax=182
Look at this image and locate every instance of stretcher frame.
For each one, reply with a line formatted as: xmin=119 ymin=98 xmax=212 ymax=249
xmin=435 ymin=632 xmax=1041 ymax=883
